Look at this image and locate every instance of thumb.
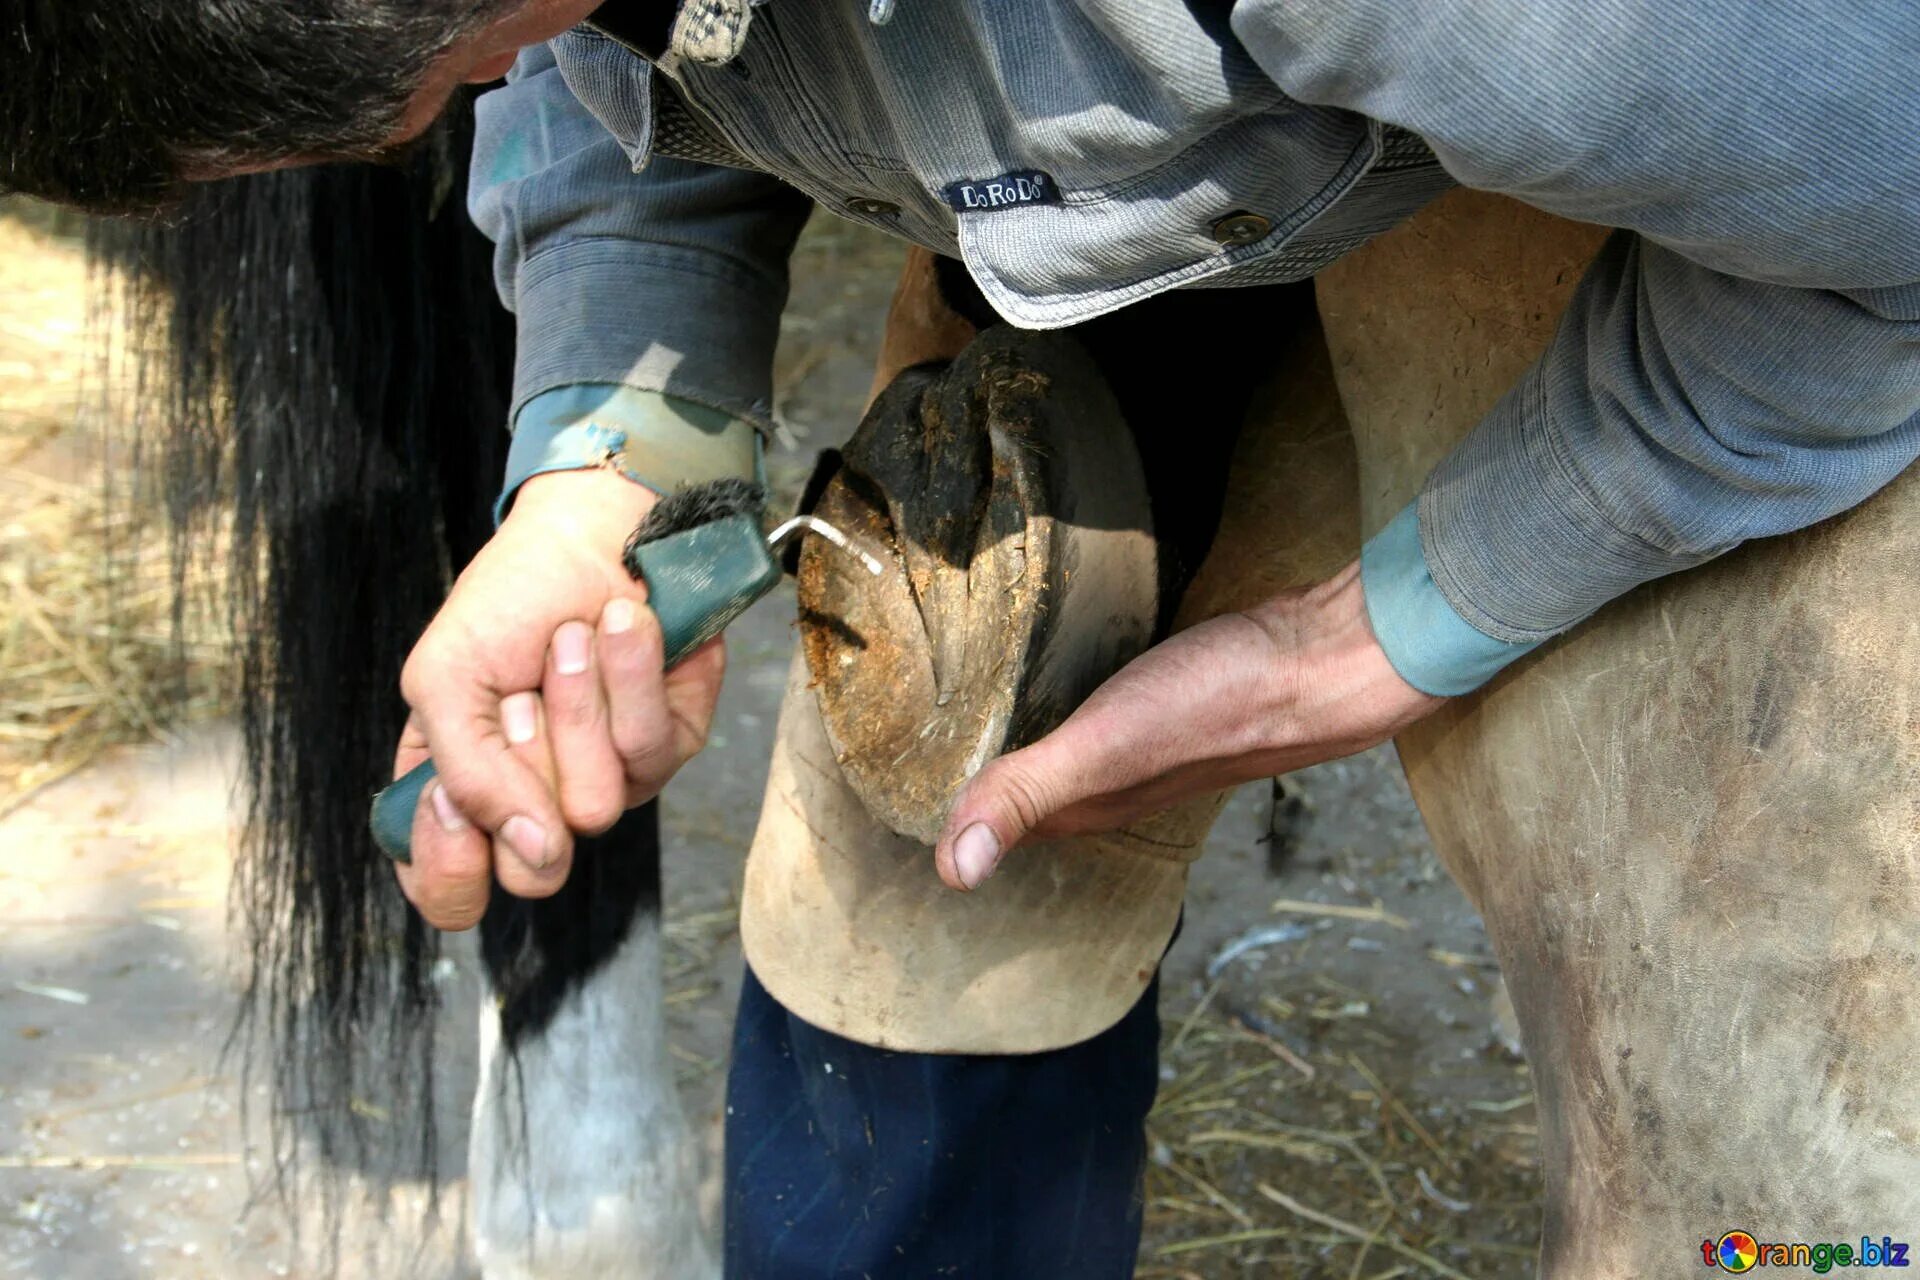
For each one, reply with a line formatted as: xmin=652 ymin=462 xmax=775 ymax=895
xmin=934 ymin=737 xmax=1086 ymax=892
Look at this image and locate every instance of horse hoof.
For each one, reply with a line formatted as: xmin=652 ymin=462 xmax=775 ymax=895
xmin=797 ymin=326 xmax=1158 ymax=844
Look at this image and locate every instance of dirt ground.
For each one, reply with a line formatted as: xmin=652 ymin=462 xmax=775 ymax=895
xmin=0 ymin=204 xmax=1543 ymax=1278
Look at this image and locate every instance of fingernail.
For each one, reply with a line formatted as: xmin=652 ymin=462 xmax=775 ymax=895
xmin=603 ymin=598 xmax=636 ymax=635
xmin=502 ymin=693 xmax=538 ymax=745
xmin=428 ymin=784 xmax=468 ymax=832
xmin=553 ymin=625 xmax=590 ymax=675
xmin=501 ymin=815 xmax=551 ymax=871
xmin=953 ymin=823 xmax=1001 ymax=890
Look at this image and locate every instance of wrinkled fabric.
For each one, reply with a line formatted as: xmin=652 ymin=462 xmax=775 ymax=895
xmin=470 ymin=40 xmax=810 ymax=429
xmin=469 ymin=1 xmax=1920 ymax=668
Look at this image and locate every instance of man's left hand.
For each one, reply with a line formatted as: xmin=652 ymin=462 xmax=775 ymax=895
xmin=933 ymin=560 xmax=1446 ymax=891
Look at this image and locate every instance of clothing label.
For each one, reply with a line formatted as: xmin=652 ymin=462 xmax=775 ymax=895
xmin=942 ymin=170 xmax=1059 ymax=212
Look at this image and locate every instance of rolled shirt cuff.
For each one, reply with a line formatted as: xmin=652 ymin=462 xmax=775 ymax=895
xmin=496 ymin=383 xmax=761 ymax=524
xmin=1359 ymin=502 xmax=1542 ymax=697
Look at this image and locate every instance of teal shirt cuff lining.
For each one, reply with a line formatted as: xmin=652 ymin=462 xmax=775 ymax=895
xmin=1359 ymin=502 xmax=1541 ymax=697
xmin=497 ymin=384 xmax=762 ymax=525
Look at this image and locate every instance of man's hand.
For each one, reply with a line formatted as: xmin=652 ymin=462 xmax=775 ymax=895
xmin=393 ymin=468 xmax=726 ymax=930
xmin=932 ymin=561 xmax=1444 ymax=891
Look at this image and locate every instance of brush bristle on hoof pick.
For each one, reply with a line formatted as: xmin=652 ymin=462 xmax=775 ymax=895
xmin=370 ymin=478 xmax=881 ymax=863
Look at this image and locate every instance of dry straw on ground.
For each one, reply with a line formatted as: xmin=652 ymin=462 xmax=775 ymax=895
xmin=1139 ymin=972 xmax=1541 ymax=1279
xmin=0 ymin=199 xmax=231 ymax=817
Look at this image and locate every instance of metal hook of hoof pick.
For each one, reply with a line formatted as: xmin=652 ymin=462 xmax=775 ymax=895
xmin=768 ymin=514 xmax=885 ymax=577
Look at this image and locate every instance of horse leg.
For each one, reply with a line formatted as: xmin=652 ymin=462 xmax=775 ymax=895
xmin=469 ymin=807 xmax=718 ymax=1280
xmin=1317 ymin=189 xmax=1920 ymax=1276
xmin=725 ymin=249 xmax=1359 ymax=1278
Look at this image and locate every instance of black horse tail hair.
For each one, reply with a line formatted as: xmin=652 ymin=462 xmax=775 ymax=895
xmin=93 ymin=87 xmax=671 ymax=1263
xmin=90 ymin=103 xmax=512 ymax=1249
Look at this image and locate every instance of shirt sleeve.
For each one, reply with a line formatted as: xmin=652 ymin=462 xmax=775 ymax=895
xmin=1360 ymin=501 xmax=1540 ymax=696
xmin=468 ymin=41 xmax=812 ymax=436
xmin=495 ymin=383 xmax=762 ymax=525
xmin=1419 ymin=242 xmax=1920 ymax=645
xmin=1233 ymin=0 xmax=1920 ymax=680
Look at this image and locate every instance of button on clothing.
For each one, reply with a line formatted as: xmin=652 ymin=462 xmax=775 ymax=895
xmin=469 ymin=1 xmax=1920 ymax=691
xmin=1211 ymin=211 xmax=1274 ymax=245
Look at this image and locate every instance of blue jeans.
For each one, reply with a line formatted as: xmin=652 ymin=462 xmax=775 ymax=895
xmin=723 ymin=963 xmax=1162 ymax=1279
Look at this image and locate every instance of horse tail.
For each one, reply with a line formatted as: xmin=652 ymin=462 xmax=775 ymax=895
xmin=93 ymin=104 xmax=511 ymax=1215
xmin=96 ymin=91 xmax=675 ymax=1255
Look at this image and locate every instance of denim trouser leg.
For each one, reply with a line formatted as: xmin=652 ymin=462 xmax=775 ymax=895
xmin=723 ymin=963 xmax=1162 ymax=1279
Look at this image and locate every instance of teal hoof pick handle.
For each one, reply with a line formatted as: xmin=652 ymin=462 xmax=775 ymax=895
xmin=369 ymin=480 xmax=881 ymax=863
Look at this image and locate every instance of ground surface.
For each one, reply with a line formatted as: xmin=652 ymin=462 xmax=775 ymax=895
xmin=0 ymin=206 xmax=1543 ymax=1277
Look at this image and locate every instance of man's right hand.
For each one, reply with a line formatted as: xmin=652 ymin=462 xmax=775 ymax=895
xmin=392 ymin=467 xmax=728 ymax=931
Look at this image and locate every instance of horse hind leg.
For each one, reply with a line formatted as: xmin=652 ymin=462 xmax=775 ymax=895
xmin=469 ymin=806 xmax=718 ymax=1279
xmin=1319 ymin=189 xmax=1920 ymax=1276
xmin=1397 ymin=466 xmax=1920 ymax=1277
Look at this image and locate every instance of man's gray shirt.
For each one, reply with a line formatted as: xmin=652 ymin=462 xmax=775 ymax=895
xmin=470 ymin=0 xmax=1920 ymax=652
